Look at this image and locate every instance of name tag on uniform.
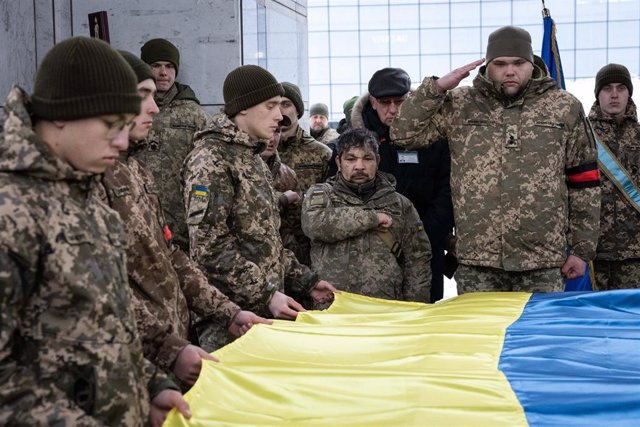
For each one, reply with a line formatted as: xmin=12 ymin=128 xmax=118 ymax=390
xmin=397 ymin=151 xmax=419 ymax=164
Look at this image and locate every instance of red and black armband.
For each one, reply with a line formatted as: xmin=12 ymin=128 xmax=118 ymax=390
xmin=566 ymin=162 xmax=600 ymax=188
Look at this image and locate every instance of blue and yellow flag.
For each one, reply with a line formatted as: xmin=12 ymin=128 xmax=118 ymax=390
xmin=164 ymin=291 xmax=640 ymax=426
xmin=541 ymin=6 xmax=565 ymax=89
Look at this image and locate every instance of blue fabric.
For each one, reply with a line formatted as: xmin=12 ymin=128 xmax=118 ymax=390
xmin=598 ymin=140 xmax=640 ymax=211
xmin=541 ymin=15 xmax=565 ymax=90
xmin=499 ymin=291 xmax=640 ymax=426
xmin=564 ymin=263 xmax=592 ymax=291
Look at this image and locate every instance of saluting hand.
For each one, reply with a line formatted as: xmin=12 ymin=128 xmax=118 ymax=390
xmin=435 ymin=58 xmax=486 ymax=94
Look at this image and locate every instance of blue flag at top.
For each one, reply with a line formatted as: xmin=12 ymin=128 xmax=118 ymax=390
xmin=541 ymin=6 xmax=565 ymax=89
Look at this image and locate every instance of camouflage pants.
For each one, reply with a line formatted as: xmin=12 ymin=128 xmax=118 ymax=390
xmin=195 ymin=321 xmax=235 ymax=353
xmin=456 ymin=264 xmax=563 ymax=293
xmin=593 ymin=259 xmax=640 ymax=290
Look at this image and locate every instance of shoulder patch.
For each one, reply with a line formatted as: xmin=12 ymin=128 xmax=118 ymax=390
xmin=416 ymin=221 xmax=425 ymax=233
xmin=309 ymin=190 xmax=327 ymax=207
xmin=192 ymin=185 xmax=209 ymax=197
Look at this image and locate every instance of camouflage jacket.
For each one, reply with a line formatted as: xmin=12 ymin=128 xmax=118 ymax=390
xmin=132 ymin=82 xmax=209 ymax=252
xmin=94 ymin=150 xmax=240 ymax=371
xmin=279 ymin=125 xmax=332 ymax=192
xmin=391 ymin=56 xmax=601 ymax=271
xmin=0 ymin=86 xmax=173 ymax=425
xmin=311 ymin=126 xmax=339 ymax=144
xmin=265 ymin=152 xmax=310 ymax=268
xmin=182 ymin=113 xmax=318 ymax=316
xmin=302 ymin=172 xmax=432 ymax=302
xmin=589 ymin=99 xmax=640 ymax=260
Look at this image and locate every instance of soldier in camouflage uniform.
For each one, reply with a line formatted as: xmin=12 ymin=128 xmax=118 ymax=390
xmin=391 ymin=26 xmax=601 ymax=293
xmin=0 ymin=37 xmax=188 ymax=426
xmin=589 ymin=64 xmax=640 ymax=290
xmin=309 ymin=102 xmax=339 ymax=144
xmin=302 ymin=128 xmax=432 ymax=305
xmin=95 ymin=51 xmax=270 ymax=375
xmin=182 ymin=65 xmax=336 ymax=350
xmin=133 ymin=38 xmax=209 ymax=251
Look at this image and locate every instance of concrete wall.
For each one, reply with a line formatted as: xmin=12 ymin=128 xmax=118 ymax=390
xmin=0 ymin=0 xmax=309 ymax=115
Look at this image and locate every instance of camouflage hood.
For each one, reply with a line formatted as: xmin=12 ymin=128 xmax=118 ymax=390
xmin=589 ymin=97 xmax=638 ymax=123
xmin=0 ymin=85 xmax=94 ymax=183
xmin=474 ymin=55 xmax=556 ymax=104
xmin=194 ymin=111 xmax=267 ymax=151
xmin=157 ymin=81 xmax=201 ymax=108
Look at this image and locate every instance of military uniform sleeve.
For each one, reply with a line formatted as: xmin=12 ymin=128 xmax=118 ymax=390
xmin=391 ymin=77 xmax=450 ymax=149
xmin=399 ymin=200 xmax=432 ymax=303
xmin=302 ymin=184 xmax=379 ymax=243
xmin=169 ymin=246 xmax=241 ymax=324
xmin=183 ymin=146 xmax=273 ymax=313
xmin=0 ymin=219 xmax=103 ymax=426
xmin=282 ymin=247 xmax=320 ymax=296
xmin=143 ymin=356 xmax=180 ymax=400
xmin=130 ymin=292 xmax=189 ymax=372
xmin=564 ymin=107 xmax=601 ymax=261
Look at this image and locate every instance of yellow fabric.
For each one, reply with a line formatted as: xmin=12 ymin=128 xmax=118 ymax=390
xmin=164 ymin=292 xmax=531 ymax=426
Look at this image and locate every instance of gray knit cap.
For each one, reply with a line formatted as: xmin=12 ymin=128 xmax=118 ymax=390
xmin=595 ymin=63 xmax=633 ymax=97
xmin=310 ymin=103 xmax=329 ymax=118
xmin=223 ymin=65 xmax=284 ymax=118
xmin=486 ymin=26 xmax=534 ymax=64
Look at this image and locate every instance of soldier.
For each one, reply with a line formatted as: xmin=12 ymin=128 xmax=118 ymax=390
xmin=589 ymin=64 xmax=640 ymax=290
xmin=348 ymin=67 xmax=454 ymax=303
xmin=309 ymin=102 xmax=339 ymax=143
xmin=391 ymin=26 xmax=601 ymax=293
xmin=279 ymin=82 xmax=333 ymax=191
xmin=95 ymin=50 xmax=271 ymax=380
xmin=302 ymin=128 xmax=432 ymax=304
xmin=0 ymin=37 xmax=188 ymax=426
xmin=134 ymin=38 xmax=209 ymax=251
xmin=182 ymin=65 xmax=336 ymax=350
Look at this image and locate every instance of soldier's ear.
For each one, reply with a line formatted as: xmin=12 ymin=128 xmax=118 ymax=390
xmin=376 ymin=154 xmax=381 ymax=165
xmin=335 ymin=155 xmax=341 ymax=171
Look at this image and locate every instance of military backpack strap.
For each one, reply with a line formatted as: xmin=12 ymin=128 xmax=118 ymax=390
xmin=376 ymin=229 xmax=404 ymax=264
xmin=596 ymin=137 xmax=640 ymax=215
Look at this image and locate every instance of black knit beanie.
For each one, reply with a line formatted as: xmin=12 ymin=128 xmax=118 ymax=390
xmin=31 ymin=37 xmax=140 ymax=121
xmin=118 ymin=50 xmax=154 ymax=83
xmin=140 ymin=38 xmax=180 ymax=75
xmin=310 ymin=103 xmax=329 ymax=118
xmin=281 ymin=82 xmax=304 ymax=118
xmin=486 ymin=26 xmax=534 ymax=64
xmin=595 ymin=63 xmax=633 ymax=97
xmin=223 ymin=65 xmax=284 ymax=118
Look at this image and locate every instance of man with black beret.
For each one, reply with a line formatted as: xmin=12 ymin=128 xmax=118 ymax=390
xmin=348 ymin=67 xmax=455 ymax=303
xmin=589 ymin=63 xmax=640 ymax=290
xmin=392 ymin=26 xmax=601 ymax=294
xmin=134 ymin=38 xmax=209 ymax=252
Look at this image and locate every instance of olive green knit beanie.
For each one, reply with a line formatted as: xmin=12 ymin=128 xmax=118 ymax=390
xmin=281 ymin=82 xmax=304 ymax=118
xmin=118 ymin=50 xmax=154 ymax=83
xmin=310 ymin=103 xmax=329 ymax=118
xmin=595 ymin=63 xmax=633 ymax=97
xmin=223 ymin=65 xmax=284 ymax=118
xmin=140 ymin=38 xmax=180 ymax=75
xmin=485 ymin=26 xmax=534 ymax=64
xmin=31 ymin=37 xmax=140 ymax=121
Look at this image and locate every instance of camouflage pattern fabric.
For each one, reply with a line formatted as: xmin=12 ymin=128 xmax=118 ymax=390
xmin=279 ymin=125 xmax=333 ymax=192
xmin=311 ymin=126 xmax=339 ymax=144
xmin=593 ymin=259 xmax=640 ymax=290
xmin=302 ymin=172 xmax=432 ymax=304
xmin=182 ymin=113 xmax=318 ymax=318
xmin=132 ymin=82 xmax=209 ymax=252
xmin=391 ymin=56 xmax=601 ymax=272
xmin=589 ymin=99 xmax=640 ymax=262
xmin=94 ymin=152 xmax=241 ymax=370
xmin=0 ymin=86 xmax=171 ymax=425
xmin=455 ymin=264 xmax=563 ymax=293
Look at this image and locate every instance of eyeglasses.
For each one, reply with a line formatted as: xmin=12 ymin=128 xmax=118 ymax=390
xmin=100 ymin=117 xmax=135 ymax=138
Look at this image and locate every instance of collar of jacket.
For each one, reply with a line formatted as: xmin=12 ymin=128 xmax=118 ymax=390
xmin=474 ymin=55 xmax=556 ymax=107
xmin=589 ymin=97 xmax=638 ymax=123
xmin=332 ymin=171 xmax=397 ymax=203
xmin=281 ymin=125 xmax=305 ymax=149
xmin=155 ymin=81 xmax=201 ymax=109
xmin=0 ymin=85 xmax=99 ymax=187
